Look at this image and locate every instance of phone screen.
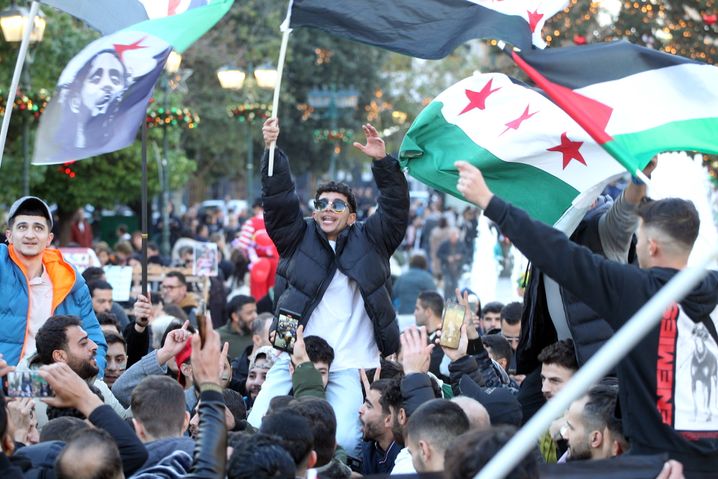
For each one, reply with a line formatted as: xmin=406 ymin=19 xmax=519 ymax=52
xmin=5 ymin=370 xmax=54 ymax=398
xmin=440 ymin=303 xmax=466 ymax=349
xmin=273 ymin=311 xmax=299 ymax=352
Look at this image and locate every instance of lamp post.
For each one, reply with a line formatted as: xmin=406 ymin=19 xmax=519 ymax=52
xmin=1 ymin=1 xmax=46 ymax=196
xmin=160 ymin=51 xmax=182 ymax=258
xmin=217 ymin=63 xmax=277 ymax=203
xmin=307 ymin=86 xmax=358 ymax=178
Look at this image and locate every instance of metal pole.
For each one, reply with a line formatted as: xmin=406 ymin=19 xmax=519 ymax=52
xmin=0 ymin=1 xmax=38 ymax=168
xmin=140 ymin=121 xmax=149 ymax=297
xmin=267 ymin=27 xmax=291 ymax=176
xmin=475 ymin=244 xmax=718 ymax=479
xmin=246 ymin=120 xmax=254 ymax=203
xmin=161 ymin=76 xmax=171 ymax=258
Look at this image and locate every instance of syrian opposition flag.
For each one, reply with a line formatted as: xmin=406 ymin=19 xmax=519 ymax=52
xmin=41 ymin=0 xmax=209 ymax=34
xmin=288 ymin=0 xmax=569 ymax=58
xmin=399 ymin=73 xmax=625 ymax=228
xmin=511 ymin=41 xmax=718 ymax=176
xmin=33 ymin=0 xmax=232 ymax=165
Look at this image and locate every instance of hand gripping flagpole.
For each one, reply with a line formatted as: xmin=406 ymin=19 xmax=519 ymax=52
xmin=267 ymin=1 xmax=293 ymax=176
xmin=0 ymin=1 xmax=39 ymax=168
xmin=474 ymin=243 xmax=718 ymax=479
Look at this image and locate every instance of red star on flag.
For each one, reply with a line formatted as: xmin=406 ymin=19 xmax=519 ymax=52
xmin=527 ymin=9 xmax=544 ymax=33
xmin=459 ymin=79 xmax=501 ymax=115
xmin=168 ymin=0 xmax=181 ymax=15
xmin=548 ymin=132 xmax=586 ymax=169
xmin=500 ymin=104 xmax=538 ymax=136
xmin=113 ymin=37 xmax=148 ymax=61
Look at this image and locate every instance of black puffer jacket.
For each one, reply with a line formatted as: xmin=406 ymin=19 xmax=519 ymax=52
xmin=261 ymin=148 xmax=409 ymax=355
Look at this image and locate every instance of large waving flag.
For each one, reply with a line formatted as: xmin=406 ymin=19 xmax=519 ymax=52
xmin=33 ymin=0 xmax=232 ymax=165
xmin=288 ymin=0 xmax=569 ymax=58
xmin=510 ymin=41 xmax=718 ymax=176
xmin=399 ymin=73 xmax=625 ymax=228
xmin=41 ymin=0 xmax=209 ymax=34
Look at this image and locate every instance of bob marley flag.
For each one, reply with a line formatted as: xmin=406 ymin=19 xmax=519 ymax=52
xmin=33 ymin=0 xmax=232 ymax=165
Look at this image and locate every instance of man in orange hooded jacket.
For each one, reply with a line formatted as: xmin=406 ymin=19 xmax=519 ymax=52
xmin=2 ymin=196 xmax=106 ymax=370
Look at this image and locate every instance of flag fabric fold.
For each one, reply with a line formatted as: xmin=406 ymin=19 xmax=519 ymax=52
xmin=41 ymin=0 xmax=210 ymax=34
xmin=511 ymin=41 xmax=718 ymax=175
xmin=399 ymin=73 xmax=625 ymax=227
xmin=288 ymin=0 xmax=568 ymax=58
xmin=33 ymin=0 xmax=233 ymax=165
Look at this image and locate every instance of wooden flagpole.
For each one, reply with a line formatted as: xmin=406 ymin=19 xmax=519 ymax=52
xmin=0 ymin=1 xmax=39 ymax=168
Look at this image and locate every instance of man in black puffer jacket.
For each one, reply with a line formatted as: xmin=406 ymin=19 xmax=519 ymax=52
xmin=246 ymin=119 xmax=409 ymax=460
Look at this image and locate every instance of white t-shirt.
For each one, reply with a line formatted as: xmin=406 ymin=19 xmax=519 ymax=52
xmin=304 ymin=241 xmax=380 ymax=370
xmin=23 ymin=268 xmax=53 ymax=360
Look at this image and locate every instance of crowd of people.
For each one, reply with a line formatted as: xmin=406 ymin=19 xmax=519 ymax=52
xmin=0 ymin=118 xmax=715 ymax=479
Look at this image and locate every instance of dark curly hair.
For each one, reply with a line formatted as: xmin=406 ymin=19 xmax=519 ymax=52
xmin=315 ymin=181 xmax=357 ymax=213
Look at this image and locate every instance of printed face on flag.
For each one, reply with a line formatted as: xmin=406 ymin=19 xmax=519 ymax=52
xmin=139 ymin=0 xmax=208 ymax=18
xmin=34 ymin=31 xmax=170 ymax=164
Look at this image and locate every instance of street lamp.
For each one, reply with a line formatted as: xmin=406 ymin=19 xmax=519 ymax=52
xmin=1 ymin=1 xmax=46 ymax=196
xmin=0 ymin=2 xmax=45 ymax=43
xmin=159 ymin=51 xmax=182 ymax=257
xmin=217 ymin=63 xmax=277 ymax=202
xmin=307 ymin=87 xmax=359 ymax=178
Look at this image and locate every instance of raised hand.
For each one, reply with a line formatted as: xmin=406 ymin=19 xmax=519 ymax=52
xmin=400 ymin=326 xmax=433 ymax=375
xmin=352 ymin=124 xmax=386 ymax=160
xmin=455 ymin=161 xmax=493 ymax=209
xmin=39 ymin=363 xmax=103 ymax=417
xmin=157 ymin=320 xmax=191 ymax=366
xmin=441 ymin=324 xmax=469 ymax=362
xmin=133 ymin=294 xmax=152 ymax=329
xmin=263 ymin=118 xmax=280 ymax=148
xmin=291 ymin=325 xmax=310 ymax=366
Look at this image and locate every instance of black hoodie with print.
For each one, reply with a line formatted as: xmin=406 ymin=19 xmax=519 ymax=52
xmin=484 ymin=196 xmax=718 ymax=476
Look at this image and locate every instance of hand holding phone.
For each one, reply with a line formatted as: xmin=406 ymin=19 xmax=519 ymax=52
xmin=440 ymin=302 xmax=466 ymax=349
xmin=4 ymin=370 xmax=54 ymax=398
xmin=273 ymin=310 xmax=300 ymax=353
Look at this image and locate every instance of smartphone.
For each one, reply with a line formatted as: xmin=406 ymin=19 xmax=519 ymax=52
xmin=197 ymin=303 xmax=207 ymax=347
xmin=4 ymin=370 xmax=54 ymax=398
xmin=440 ymin=303 xmax=466 ymax=349
xmin=273 ymin=309 xmax=300 ymax=353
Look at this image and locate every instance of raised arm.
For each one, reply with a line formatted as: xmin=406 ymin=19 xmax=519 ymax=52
xmin=455 ymin=161 xmax=648 ymax=328
xmin=355 ymin=124 xmax=410 ymax=256
xmin=260 ymin=118 xmax=305 ymax=257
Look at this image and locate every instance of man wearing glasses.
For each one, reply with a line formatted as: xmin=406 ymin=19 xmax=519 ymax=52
xmin=161 ymin=271 xmax=198 ymax=327
xmin=248 ymin=118 xmax=409 ymax=460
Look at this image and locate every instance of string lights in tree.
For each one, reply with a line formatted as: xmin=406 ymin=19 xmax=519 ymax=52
xmin=543 ymin=0 xmax=717 ymax=64
xmin=0 ymin=89 xmax=50 ymax=119
xmin=145 ymin=106 xmax=200 ymax=129
xmin=312 ymin=128 xmax=355 ymax=144
xmin=228 ymin=103 xmax=270 ymax=123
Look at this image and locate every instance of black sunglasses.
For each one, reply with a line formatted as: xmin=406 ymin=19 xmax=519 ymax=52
xmin=314 ymin=198 xmax=349 ymax=213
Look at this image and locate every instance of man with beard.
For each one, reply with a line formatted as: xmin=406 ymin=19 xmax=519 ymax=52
xmin=31 ymin=315 xmax=128 ymax=427
xmin=218 ymin=295 xmax=257 ymax=359
xmin=358 ymin=378 xmax=401 ymax=475
xmin=562 ymin=383 xmax=628 ymax=462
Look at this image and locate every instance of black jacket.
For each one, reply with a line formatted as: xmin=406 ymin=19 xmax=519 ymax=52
xmin=261 ymin=148 xmax=409 ymax=355
xmin=485 ymin=195 xmax=718 ymax=476
xmin=517 ymin=199 xmax=621 ymax=374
